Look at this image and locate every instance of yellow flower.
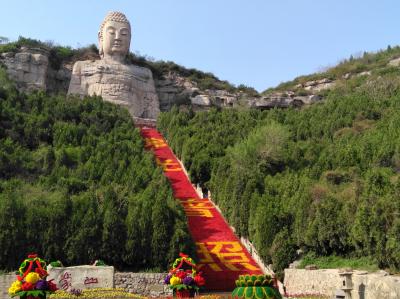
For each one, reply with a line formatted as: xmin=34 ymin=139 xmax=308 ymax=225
xmin=170 ymin=276 xmax=182 ymax=285
xmin=8 ymin=280 xmax=22 ymax=295
xmin=11 ymin=280 xmax=22 ymax=288
xmin=25 ymin=272 xmax=40 ymax=284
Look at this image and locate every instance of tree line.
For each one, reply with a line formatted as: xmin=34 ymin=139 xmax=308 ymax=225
xmin=158 ymin=70 xmax=400 ymax=274
xmin=0 ymin=68 xmax=194 ymax=271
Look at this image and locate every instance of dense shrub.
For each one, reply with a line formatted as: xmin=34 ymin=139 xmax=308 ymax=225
xmin=158 ymin=51 xmax=400 ymax=271
xmin=0 ymin=69 xmax=194 ymax=271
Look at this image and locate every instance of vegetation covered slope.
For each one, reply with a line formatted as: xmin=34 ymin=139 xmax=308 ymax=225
xmin=158 ymin=47 xmax=400 ymax=274
xmin=0 ymin=68 xmax=194 ymax=271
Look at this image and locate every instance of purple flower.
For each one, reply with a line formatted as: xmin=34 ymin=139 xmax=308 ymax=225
xmin=164 ymin=274 xmax=172 ymax=284
xmin=70 ymin=288 xmax=82 ymax=296
xmin=35 ymin=280 xmax=48 ymax=290
xmin=182 ymin=276 xmax=193 ymax=286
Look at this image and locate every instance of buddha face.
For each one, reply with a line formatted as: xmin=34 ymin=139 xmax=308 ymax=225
xmin=99 ymin=20 xmax=131 ymax=61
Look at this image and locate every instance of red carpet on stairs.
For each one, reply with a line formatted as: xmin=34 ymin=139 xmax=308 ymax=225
xmin=140 ymin=127 xmax=263 ymax=291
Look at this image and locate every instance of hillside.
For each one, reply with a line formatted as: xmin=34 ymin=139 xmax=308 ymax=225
xmin=158 ymin=46 xmax=400 ymax=275
xmin=0 ymin=37 xmax=258 ymax=111
xmin=0 ymin=67 xmax=194 ymax=271
xmin=262 ymin=45 xmax=400 ymax=97
xmin=2 ymin=36 xmax=400 ymax=277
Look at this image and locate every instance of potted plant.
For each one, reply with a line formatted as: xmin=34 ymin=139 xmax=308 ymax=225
xmin=231 ymin=274 xmax=282 ymax=299
xmin=8 ymin=254 xmax=58 ymax=299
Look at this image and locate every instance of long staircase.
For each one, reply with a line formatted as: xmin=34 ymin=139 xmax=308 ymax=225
xmin=140 ymin=127 xmax=263 ymax=291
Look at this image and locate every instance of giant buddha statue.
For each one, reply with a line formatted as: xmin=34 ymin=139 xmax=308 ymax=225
xmin=68 ymin=11 xmax=160 ymax=119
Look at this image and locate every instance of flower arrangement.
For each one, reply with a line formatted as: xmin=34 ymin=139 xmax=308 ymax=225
xmin=8 ymin=254 xmax=58 ymax=299
xmin=231 ymin=274 xmax=282 ymax=299
xmin=164 ymin=253 xmax=205 ymax=298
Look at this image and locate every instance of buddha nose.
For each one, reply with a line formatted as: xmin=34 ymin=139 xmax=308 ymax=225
xmin=115 ymin=31 xmax=122 ymax=40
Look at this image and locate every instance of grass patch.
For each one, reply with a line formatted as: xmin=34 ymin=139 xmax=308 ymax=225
xmin=299 ymin=253 xmax=379 ymax=272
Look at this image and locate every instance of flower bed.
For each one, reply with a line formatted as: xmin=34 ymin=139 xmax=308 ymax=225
xmin=49 ymin=288 xmax=145 ymax=299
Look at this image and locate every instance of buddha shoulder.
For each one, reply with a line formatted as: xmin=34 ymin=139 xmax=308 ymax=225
xmin=129 ymin=64 xmax=153 ymax=80
xmin=71 ymin=60 xmax=99 ymax=74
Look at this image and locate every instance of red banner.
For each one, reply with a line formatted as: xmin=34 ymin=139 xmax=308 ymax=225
xmin=140 ymin=128 xmax=262 ymax=291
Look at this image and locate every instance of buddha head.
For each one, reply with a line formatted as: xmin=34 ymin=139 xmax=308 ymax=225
xmin=98 ymin=11 xmax=131 ymax=62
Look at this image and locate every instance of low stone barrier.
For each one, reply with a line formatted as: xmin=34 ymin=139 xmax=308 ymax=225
xmin=47 ymin=265 xmax=114 ymax=292
xmin=0 ymin=270 xmax=172 ymax=298
xmin=0 ymin=273 xmax=15 ymax=299
xmin=284 ymin=268 xmax=400 ymax=299
xmin=114 ymin=272 xmax=172 ymax=297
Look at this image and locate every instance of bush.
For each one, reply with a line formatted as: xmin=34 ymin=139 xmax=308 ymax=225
xmin=0 ymin=76 xmax=194 ymax=271
xmin=299 ymin=253 xmax=379 ymax=271
xmin=158 ymin=47 xmax=400 ymax=271
xmin=270 ymin=229 xmax=297 ymax=272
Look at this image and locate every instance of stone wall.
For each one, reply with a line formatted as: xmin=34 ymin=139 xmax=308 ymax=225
xmin=0 ymin=273 xmax=16 ymax=299
xmin=114 ymin=272 xmax=172 ymax=297
xmin=0 ymin=272 xmax=171 ymax=298
xmin=284 ymin=268 xmax=400 ymax=299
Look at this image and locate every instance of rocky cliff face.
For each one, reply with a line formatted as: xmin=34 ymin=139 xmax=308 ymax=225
xmin=155 ymin=72 xmax=243 ymax=110
xmin=0 ymin=47 xmax=249 ymax=111
xmin=0 ymin=47 xmax=71 ymax=94
xmin=1 ymin=47 xmax=49 ymax=92
xmin=0 ymin=47 xmax=337 ymax=111
xmin=249 ymin=93 xmax=323 ymax=109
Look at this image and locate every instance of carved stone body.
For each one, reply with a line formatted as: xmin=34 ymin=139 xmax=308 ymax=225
xmin=68 ymin=59 xmax=160 ymax=119
xmin=67 ymin=11 xmax=160 ymax=119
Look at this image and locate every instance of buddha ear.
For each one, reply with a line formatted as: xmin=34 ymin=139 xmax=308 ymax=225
xmin=98 ymin=31 xmax=103 ymax=57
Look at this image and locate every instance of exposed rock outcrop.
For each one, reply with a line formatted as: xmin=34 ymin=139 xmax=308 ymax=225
xmin=155 ymin=72 xmax=242 ymax=110
xmin=1 ymin=47 xmax=49 ymax=92
xmin=0 ymin=49 xmax=247 ymax=112
xmin=0 ymin=47 xmax=72 ymax=94
xmin=0 ymin=48 xmax=339 ymax=112
xmin=295 ymin=78 xmax=336 ymax=92
xmin=250 ymin=92 xmax=322 ymax=109
xmin=46 ymin=65 xmax=71 ymax=94
xmin=388 ymin=57 xmax=400 ymax=67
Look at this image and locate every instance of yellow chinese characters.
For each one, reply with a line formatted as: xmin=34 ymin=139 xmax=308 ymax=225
xmin=181 ymin=198 xmax=214 ymax=218
xmin=156 ymin=158 xmax=182 ymax=172
xmin=196 ymin=241 xmax=260 ymax=272
xmin=145 ymin=137 xmax=167 ymax=149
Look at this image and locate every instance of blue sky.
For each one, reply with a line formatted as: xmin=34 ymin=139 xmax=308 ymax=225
xmin=1 ymin=1 xmax=399 ymax=92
